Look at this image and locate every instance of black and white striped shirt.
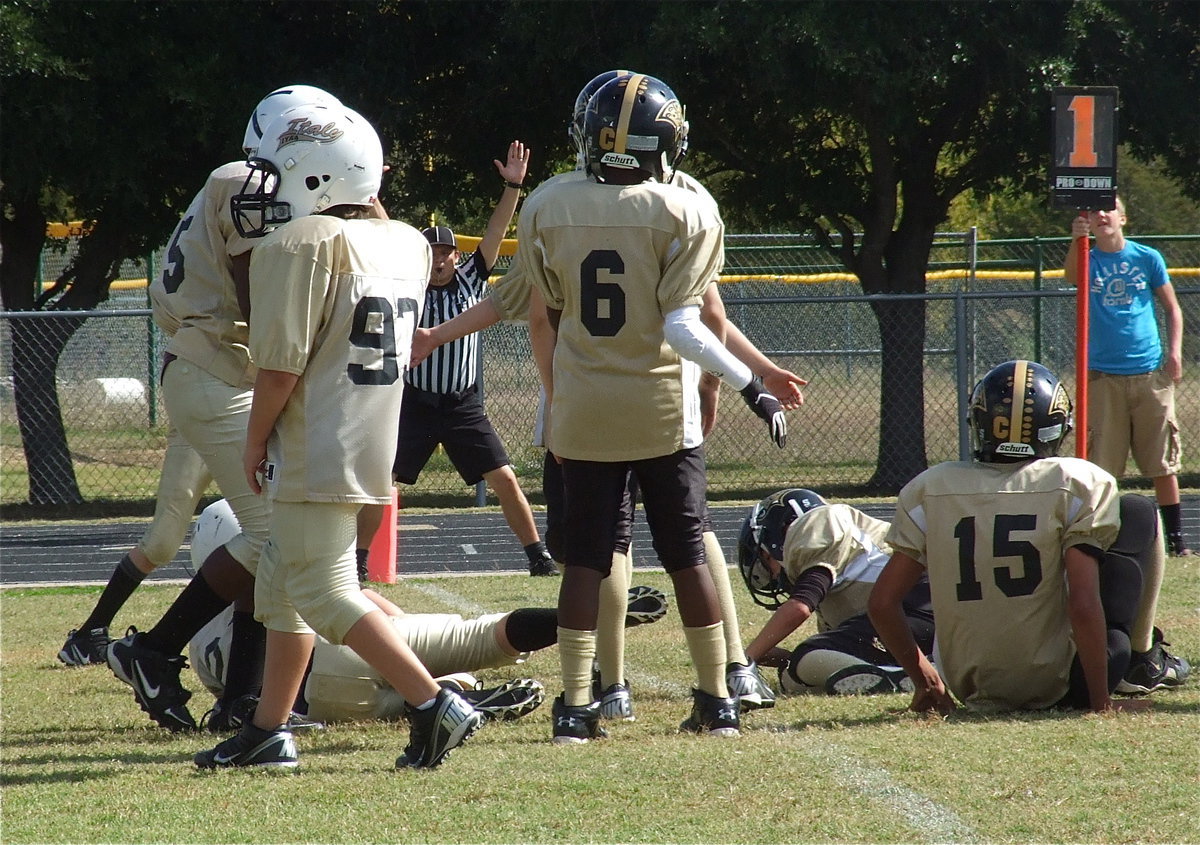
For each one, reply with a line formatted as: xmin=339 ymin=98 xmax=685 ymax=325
xmin=406 ymin=250 xmax=489 ymax=394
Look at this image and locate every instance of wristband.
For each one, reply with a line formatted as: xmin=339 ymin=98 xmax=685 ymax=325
xmin=503 ymin=179 xmax=524 ymax=190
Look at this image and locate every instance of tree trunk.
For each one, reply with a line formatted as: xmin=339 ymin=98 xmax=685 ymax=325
xmin=867 ymin=296 xmax=928 ymax=491
xmin=10 ymin=314 xmax=86 ymax=505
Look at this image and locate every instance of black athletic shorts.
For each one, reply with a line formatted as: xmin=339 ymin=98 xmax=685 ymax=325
xmin=543 ymin=453 xmax=638 ymax=562
xmin=789 ymin=609 xmax=936 ymax=672
xmin=560 ymin=446 xmax=706 ymax=574
xmin=393 ymin=384 xmax=511 ymax=486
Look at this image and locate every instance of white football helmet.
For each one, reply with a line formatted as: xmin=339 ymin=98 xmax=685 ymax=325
xmin=231 ymin=104 xmax=384 ymax=238
xmin=189 ymin=498 xmax=240 ymax=571
xmin=243 ymin=84 xmax=342 ymax=157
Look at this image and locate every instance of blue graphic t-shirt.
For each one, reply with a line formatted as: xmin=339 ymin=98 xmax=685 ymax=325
xmin=1086 ymin=240 xmax=1169 ymax=374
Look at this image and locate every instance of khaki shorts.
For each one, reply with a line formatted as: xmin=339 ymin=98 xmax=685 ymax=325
xmin=254 ymin=501 xmax=378 ymax=640
xmin=1086 ymin=369 xmax=1181 ymax=478
xmin=163 ymin=359 xmax=268 ymax=573
xmin=138 ymin=419 xmax=211 ymax=566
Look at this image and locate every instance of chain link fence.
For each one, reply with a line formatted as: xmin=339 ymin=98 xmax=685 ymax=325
xmin=3 ymin=232 xmax=1197 ymax=511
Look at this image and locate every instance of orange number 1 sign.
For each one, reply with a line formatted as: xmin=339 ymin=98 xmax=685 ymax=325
xmin=1050 ymin=86 xmax=1117 ymax=210
xmin=1067 ymin=95 xmax=1098 ymax=167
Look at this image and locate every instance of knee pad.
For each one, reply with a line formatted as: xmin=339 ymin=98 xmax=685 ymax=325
xmin=1099 ymin=551 xmax=1142 ymax=632
xmin=1111 ymin=494 xmax=1158 ymax=558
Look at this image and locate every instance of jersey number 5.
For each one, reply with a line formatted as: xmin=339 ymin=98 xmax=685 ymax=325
xmin=953 ymin=514 xmax=1042 ymax=601
xmin=348 ymin=296 xmax=419 ymax=385
xmin=160 ymin=216 xmax=194 ymax=294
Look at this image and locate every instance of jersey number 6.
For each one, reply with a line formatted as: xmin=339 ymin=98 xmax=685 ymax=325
xmin=580 ymin=250 xmax=626 ymax=337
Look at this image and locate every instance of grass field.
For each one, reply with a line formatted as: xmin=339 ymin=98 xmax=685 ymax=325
xmin=2 ymin=556 xmax=1197 ymax=844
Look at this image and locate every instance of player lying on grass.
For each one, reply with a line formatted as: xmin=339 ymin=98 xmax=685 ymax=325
xmin=186 ymin=499 xmax=669 ymax=727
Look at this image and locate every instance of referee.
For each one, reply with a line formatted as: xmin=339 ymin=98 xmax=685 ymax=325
xmin=393 ymin=141 xmax=556 ymax=577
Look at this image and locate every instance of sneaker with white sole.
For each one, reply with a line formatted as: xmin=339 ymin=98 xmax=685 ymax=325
xmin=679 ymin=688 xmax=740 ymax=737
xmin=726 ymin=660 xmax=776 ymax=711
xmin=551 ymin=695 xmax=607 ymax=745
xmin=459 ymin=678 xmax=546 ymax=721
xmin=1116 ymin=627 xmax=1191 ymax=694
xmin=824 ymin=664 xmax=900 ymax=696
xmin=624 ymin=585 xmax=668 ymax=627
xmin=597 ymin=682 xmax=635 ymax=721
xmin=58 ymin=626 xmax=111 ymax=666
xmin=106 ymin=627 xmax=197 ymax=732
xmin=395 ymin=688 xmax=484 ymax=769
xmin=194 ymin=722 xmax=298 ymax=769
xmin=201 ymin=694 xmax=325 ymax=734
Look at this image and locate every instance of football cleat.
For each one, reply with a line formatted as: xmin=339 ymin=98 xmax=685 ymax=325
xmin=195 ymin=722 xmax=298 ymax=769
xmin=726 ymin=661 xmax=777 ymax=711
xmin=529 ymin=551 xmax=559 ymax=577
xmin=551 ymin=695 xmax=607 ymax=745
xmin=201 ymin=694 xmax=325 ymax=734
xmin=1116 ymin=628 xmax=1191 ymax=694
xmin=395 ymin=688 xmax=484 ymax=769
xmin=106 ymin=627 xmax=197 ymax=732
xmin=1167 ymin=533 xmax=1195 ymax=557
xmin=436 ymin=672 xmax=479 ymax=692
xmin=824 ymin=665 xmax=901 ymax=696
xmin=459 ymin=678 xmax=546 ymax=722
xmin=624 ymin=585 xmax=668 ymax=627
xmin=58 ymin=626 xmax=111 ymax=666
xmin=596 ymin=682 xmax=635 ymax=721
xmin=679 ymin=688 xmax=740 ymax=737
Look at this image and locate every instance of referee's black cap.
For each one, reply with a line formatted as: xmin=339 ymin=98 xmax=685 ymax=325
xmin=422 ymin=225 xmax=457 ymax=248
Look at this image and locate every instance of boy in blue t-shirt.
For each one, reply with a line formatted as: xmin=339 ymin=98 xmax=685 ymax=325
xmin=1064 ymin=196 xmax=1188 ymax=558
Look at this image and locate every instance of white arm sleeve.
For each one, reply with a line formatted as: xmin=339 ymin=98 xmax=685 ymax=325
xmin=663 ymin=305 xmax=752 ymax=390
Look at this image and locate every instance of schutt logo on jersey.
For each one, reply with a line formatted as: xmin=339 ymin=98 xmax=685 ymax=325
xmin=274 ymin=117 xmax=344 ymax=151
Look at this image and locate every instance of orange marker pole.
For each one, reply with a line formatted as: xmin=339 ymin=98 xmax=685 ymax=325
xmin=366 ymin=486 xmax=399 ymax=583
xmin=1074 ymin=232 xmax=1089 ymax=460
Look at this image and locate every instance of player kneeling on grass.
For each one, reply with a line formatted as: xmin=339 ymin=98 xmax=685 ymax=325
xmin=736 ymin=488 xmax=935 ymax=696
xmin=869 ymin=360 xmax=1189 ymax=715
xmin=187 ymin=498 xmax=669 ymax=727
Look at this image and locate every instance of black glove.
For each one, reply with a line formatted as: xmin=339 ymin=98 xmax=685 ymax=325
xmin=739 ymin=376 xmax=787 ymax=448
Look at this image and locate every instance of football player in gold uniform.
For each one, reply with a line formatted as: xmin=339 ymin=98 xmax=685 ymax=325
xmin=194 ymin=104 xmax=483 ymax=770
xmin=870 ymin=360 xmax=1187 ymax=714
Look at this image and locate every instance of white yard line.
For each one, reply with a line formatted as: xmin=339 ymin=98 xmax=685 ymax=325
xmin=789 ymin=733 xmax=982 ymax=843
xmin=410 ymin=579 xmax=980 ymax=845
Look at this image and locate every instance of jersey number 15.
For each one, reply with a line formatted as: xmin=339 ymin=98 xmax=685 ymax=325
xmin=954 ymin=514 xmax=1043 ymax=601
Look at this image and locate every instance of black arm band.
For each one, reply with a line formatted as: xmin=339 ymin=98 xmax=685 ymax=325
xmin=789 ymin=567 xmax=833 ymax=613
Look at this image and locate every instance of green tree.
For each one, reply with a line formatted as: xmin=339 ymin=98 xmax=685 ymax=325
xmin=4 ymin=0 xmax=1197 ymax=502
xmin=631 ymin=0 xmax=1197 ymax=488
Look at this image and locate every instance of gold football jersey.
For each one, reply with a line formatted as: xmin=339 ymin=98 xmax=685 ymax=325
xmin=781 ymin=503 xmax=894 ymax=630
xmin=493 ymin=170 xmax=717 ymax=322
xmin=249 ymin=215 xmax=430 ymax=503
xmin=888 ymin=457 xmax=1119 ymax=710
xmin=151 ymin=161 xmax=259 ymax=388
xmin=518 ymin=176 xmax=724 ymax=460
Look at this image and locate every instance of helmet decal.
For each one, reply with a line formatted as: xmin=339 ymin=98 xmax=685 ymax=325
xmin=584 ymin=73 xmax=688 ymax=183
xmin=274 ymin=117 xmax=345 ymax=151
xmin=969 ymin=359 xmax=1073 ymax=463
